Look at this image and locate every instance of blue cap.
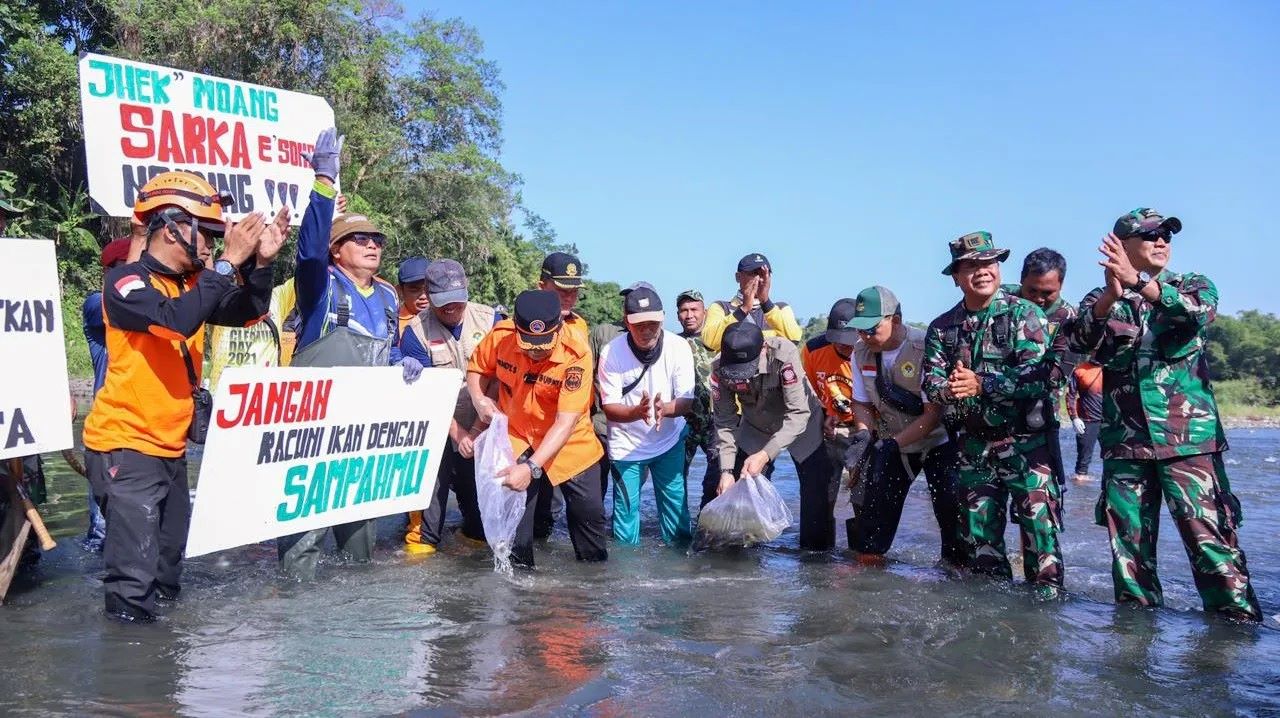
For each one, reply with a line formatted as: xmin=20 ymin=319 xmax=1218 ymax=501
xmin=397 ymin=256 xmax=430 ymax=285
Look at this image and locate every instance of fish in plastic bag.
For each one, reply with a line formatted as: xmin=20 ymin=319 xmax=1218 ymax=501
xmin=474 ymin=413 xmax=526 ymax=573
xmin=694 ymin=473 xmax=793 ymax=549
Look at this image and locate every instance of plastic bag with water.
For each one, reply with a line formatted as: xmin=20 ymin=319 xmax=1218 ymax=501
xmin=695 ymin=473 xmax=793 ymax=549
xmin=474 ymin=413 xmax=527 ymax=573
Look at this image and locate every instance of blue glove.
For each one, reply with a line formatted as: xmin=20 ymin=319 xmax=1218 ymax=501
xmin=301 ymin=127 xmax=344 ymax=182
xmin=401 ymin=356 xmax=423 ymax=384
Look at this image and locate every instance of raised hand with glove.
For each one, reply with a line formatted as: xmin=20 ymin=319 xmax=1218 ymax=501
xmin=302 ymin=127 xmax=345 ymax=182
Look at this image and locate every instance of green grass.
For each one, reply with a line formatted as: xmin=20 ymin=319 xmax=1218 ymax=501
xmin=62 ymin=283 xmax=93 ymax=380
xmin=1214 ymin=378 xmax=1280 ymax=421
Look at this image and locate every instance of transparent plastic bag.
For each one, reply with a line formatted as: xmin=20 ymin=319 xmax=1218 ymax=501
xmin=474 ymin=413 xmax=526 ymax=573
xmin=695 ymin=473 xmax=793 ymax=549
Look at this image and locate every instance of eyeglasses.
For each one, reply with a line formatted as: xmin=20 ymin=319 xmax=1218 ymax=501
xmin=345 ymin=233 xmax=385 ymax=248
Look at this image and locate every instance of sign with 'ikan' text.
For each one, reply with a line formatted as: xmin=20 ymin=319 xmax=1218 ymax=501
xmin=78 ymin=52 xmax=335 ymax=224
xmin=186 ymin=366 xmax=461 ymax=557
xmin=0 ymin=240 xmax=73 ymax=461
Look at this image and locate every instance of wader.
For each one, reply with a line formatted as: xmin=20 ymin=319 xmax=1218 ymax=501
xmin=277 ymin=290 xmax=392 ymax=580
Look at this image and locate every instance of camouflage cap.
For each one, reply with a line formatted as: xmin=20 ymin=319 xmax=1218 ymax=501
xmin=942 ymin=231 xmax=1010 ymax=275
xmin=1113 ymin=208 xmax=1182 ymax=241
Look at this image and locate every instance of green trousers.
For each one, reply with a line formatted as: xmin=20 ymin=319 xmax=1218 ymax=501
xmin=1098 ymin=453 xmax=1260 ymax=620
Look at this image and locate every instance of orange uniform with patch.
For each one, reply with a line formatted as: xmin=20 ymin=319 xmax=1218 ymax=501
xmin=468 ymin=322 xmax=602 ymax=484
xmin=800 ymin=336 xmax=856 ymax=425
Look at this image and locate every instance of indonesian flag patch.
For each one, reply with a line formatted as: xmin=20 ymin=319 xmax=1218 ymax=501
xmin=114 ymin=274 xmax=146 ymax=299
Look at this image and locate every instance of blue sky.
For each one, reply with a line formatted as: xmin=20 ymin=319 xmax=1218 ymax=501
xmin=408 ymin=1 xmax=1279 ymax=322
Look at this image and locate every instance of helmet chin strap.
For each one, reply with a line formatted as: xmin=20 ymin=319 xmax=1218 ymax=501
xmin=158 ymin=210 xmax=205 ymax=271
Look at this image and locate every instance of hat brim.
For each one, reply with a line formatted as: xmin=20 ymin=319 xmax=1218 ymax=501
xmin=846 ymin=315 xmax=885 ymax=331
xmin=717 ymin=360 xmax=760 ymax=382
xmin=517 ymin=329 xmax=558 ymax=349
xmin=429 ymin=289 xmax=468 ymax=306
xmin=330 ymin=224 xmax=382 ymax=246
xmin=398 ymin=274 xmax=427 ymax=285
xmin=626 ymin=310 xmax=664 ymax=324
xmin=1160 ymin=217 xmax=1182 ymax=235
xmin=941 ymin=248 xmax=1010 ymax=275
xmin=825 ymin=328 xmax=862 ymax=345
xmin=549 ymin=277 xmax=583 ymax=289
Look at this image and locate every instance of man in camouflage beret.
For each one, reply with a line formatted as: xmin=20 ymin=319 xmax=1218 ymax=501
xmin=922 ymin=231 xmax=1064 ymax=598
xmin=1067 ymin=208 xmax=1260 ymax=621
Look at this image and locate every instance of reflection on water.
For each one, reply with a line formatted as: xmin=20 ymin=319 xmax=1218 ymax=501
xmin=1 ymin=429 xmax=1277 ymax=716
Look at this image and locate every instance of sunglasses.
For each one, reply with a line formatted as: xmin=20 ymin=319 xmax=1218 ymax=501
xmin=344 ymin=233 xmax=385 ymax=248
xmin=1135 ymin=230 xmax=1172 ymax=244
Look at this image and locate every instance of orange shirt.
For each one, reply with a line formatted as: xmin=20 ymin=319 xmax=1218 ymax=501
xmin=397 ymin=305 xmax=416 ymax=336
xmin=468 ymin=323 xmax=602 ymax=484
xmin=800 ymin=336 xmax=856 ymax=425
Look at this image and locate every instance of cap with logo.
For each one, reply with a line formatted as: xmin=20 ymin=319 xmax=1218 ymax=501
xmin=514 ymin=289 xmax=563 ymax=347
xmin=942 ymin=231 xmax=1010 ymax=276
xmin=329 ymin=214 xmax=383 ymax=247
xmin=426 ymin=259 xmax=469 ymax=305
xmin=676 ymin=289 xmax=703 ymax=305
xmin=1113 ymin=207 xmax=1182 ymax=241
xmin=846 ymin=286 xmax=901 ymax=332
xmin=820 ymin=297 xmax=859 ymax=345
xmin=397 ymin=256 xmax=429 ymax=285
xmin=736 ymin=253 xmax=771 ymax=273
xmin=541 ymin=251 xmax=583 ymax=288
xmin=624 ymin=286 xmax=664 ymax=323
xmin=717 ymin=321 xmax=765 ymax=381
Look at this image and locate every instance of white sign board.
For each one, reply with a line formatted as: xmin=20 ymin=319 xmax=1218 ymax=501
xmin=186 ymin=366 xmax=461 ymax=557
xmin=0 ymin=240 xmax=73 ymax=461
xmin=78 ymin=52 xmax=335 ymax=224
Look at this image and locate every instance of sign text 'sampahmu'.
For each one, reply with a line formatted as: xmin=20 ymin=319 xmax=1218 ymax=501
xmin=186 ymin=367 xmax=461 ymax=557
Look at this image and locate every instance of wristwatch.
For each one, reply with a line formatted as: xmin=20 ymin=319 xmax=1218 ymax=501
xmin=521 ymin=457 xmax=545 ymax=481
xmin=979 ymin=373 xmax=998 ymax=397
xmin=212 ymin=259 xmax=236 ymax=277
xmin=1127 ymin=272 xmax=1152 ymax=293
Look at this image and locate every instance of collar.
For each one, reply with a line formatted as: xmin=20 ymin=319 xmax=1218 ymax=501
xmin=140 ymin=251 xmax=192 ymax=279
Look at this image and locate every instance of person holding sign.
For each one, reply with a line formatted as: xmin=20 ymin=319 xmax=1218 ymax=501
xmin=276 ymin=127 xmax=418 ymax=579
xmin=400 ymin=259 xmax=500 ymax=555
xmin=597 ymin=286 xmax=696 ymax=546
xmin=467 ymin=290 xmax=607 ymax=568
xmin=82 ymin=170 xmax=285 ymax=622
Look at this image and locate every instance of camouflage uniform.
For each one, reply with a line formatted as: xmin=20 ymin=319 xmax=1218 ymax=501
xmin=1068 ymin=267 xmax=1260 ymax=619
xmin=923 ymin=234 xmax=1064 ymax=593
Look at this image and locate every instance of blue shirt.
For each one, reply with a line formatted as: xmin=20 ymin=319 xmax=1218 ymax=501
xmin=82 ymin=291 xmax=109 ymax=393
xmin=294 ymin=187 xmax=401 ymax=364
xmin=400 ymin=311 xmax=502 ymax=367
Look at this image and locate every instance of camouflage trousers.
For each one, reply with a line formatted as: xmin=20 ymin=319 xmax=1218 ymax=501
xmin=1098 ymin=453 xmax=1260 ymax=620
xmin=957 ymin=440 xmax=1063 ymax=589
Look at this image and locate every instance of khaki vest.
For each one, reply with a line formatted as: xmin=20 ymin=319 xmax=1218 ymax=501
xmin=409 ymin=302 xmax=496 ymax=435
xmin=853 ymin=327 xmax=946 ymax=455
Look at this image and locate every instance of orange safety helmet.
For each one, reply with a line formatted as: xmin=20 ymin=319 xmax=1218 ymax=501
xmin=134 ymin=171 xmax=232 ymax=232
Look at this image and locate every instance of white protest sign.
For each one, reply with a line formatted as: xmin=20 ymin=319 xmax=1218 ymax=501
xmin=186 ymin=366 xmax=461 ymax=557
xmin=0 ymin=240 xmax=73 ymax=461
xmin=78 ymin=52 xmax=335 ymax=224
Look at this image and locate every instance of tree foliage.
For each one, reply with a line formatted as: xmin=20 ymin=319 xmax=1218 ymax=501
xmin=0 ymin=0 xmax=570 ymax=325
xmin=1206 ymin=310 xmax=1280 ymax=404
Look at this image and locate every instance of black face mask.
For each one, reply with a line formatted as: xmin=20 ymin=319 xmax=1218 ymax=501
xmin=627 ymin=329 xmax=664 ymax=367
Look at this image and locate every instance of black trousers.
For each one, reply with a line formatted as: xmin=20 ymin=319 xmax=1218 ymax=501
xmin=848 ymin=442 xmax=966 ymax=565
xmin=794 ymin=448 xmax=840 ymax=551
xmin=420 ymin=443 xmax=485 ymax=544
xmin=1073 ymin=421 xmax=1101 ymax=475
xmin=513 ymin=464 xmax=607 ymax=568
xmin=87 ymin=449 xmax=189 ymax=620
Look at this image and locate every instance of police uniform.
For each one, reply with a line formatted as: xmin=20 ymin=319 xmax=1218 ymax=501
xmin=468 ymin=290 xmax=607 ymax=567
xmin=1067 ymin=208 xmax=1259 ymax=620
xmin=838 ymin=287 xmax=965 ymax=566
xmin=400 ymin=259 xmax=498 ymax=552
xmin=921 ymin=232 xmax=1064 ymax=594
xmin=712 ymin=323 xmax=839 ymax=551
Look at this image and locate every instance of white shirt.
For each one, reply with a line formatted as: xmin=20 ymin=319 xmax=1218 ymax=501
xmin=851 ymin=342 xmax=928 ymax=403
xmin=598 ymin=330 xmax=695 ymax=461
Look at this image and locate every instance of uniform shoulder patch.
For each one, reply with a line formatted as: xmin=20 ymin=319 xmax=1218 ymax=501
xmin=781 ymin=363 xmax=799 ymax=386
xmin=564 ymin=366 xmax=584 ymax=392
xmin=114 ymin=274 xmax=146 ymax=299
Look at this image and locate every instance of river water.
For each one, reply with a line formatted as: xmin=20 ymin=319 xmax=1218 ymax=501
xmin=2 ymin=428 xmax=1278 ymax=716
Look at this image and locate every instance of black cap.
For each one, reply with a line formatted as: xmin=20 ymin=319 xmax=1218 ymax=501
xmin=624 ymin=286 xmax=664 ymax=323
xmin=736 ymin=253 xmax=771 ymax=273
xmin=513 ymin=290 xmax=562 ymax=347
xmin=541 ymin=251 xmax=584 ymax=288
xmin=822 ymin=298 xmax=859 ymax=344
xmin=717 ymin=321 xmax=764 ymax=381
